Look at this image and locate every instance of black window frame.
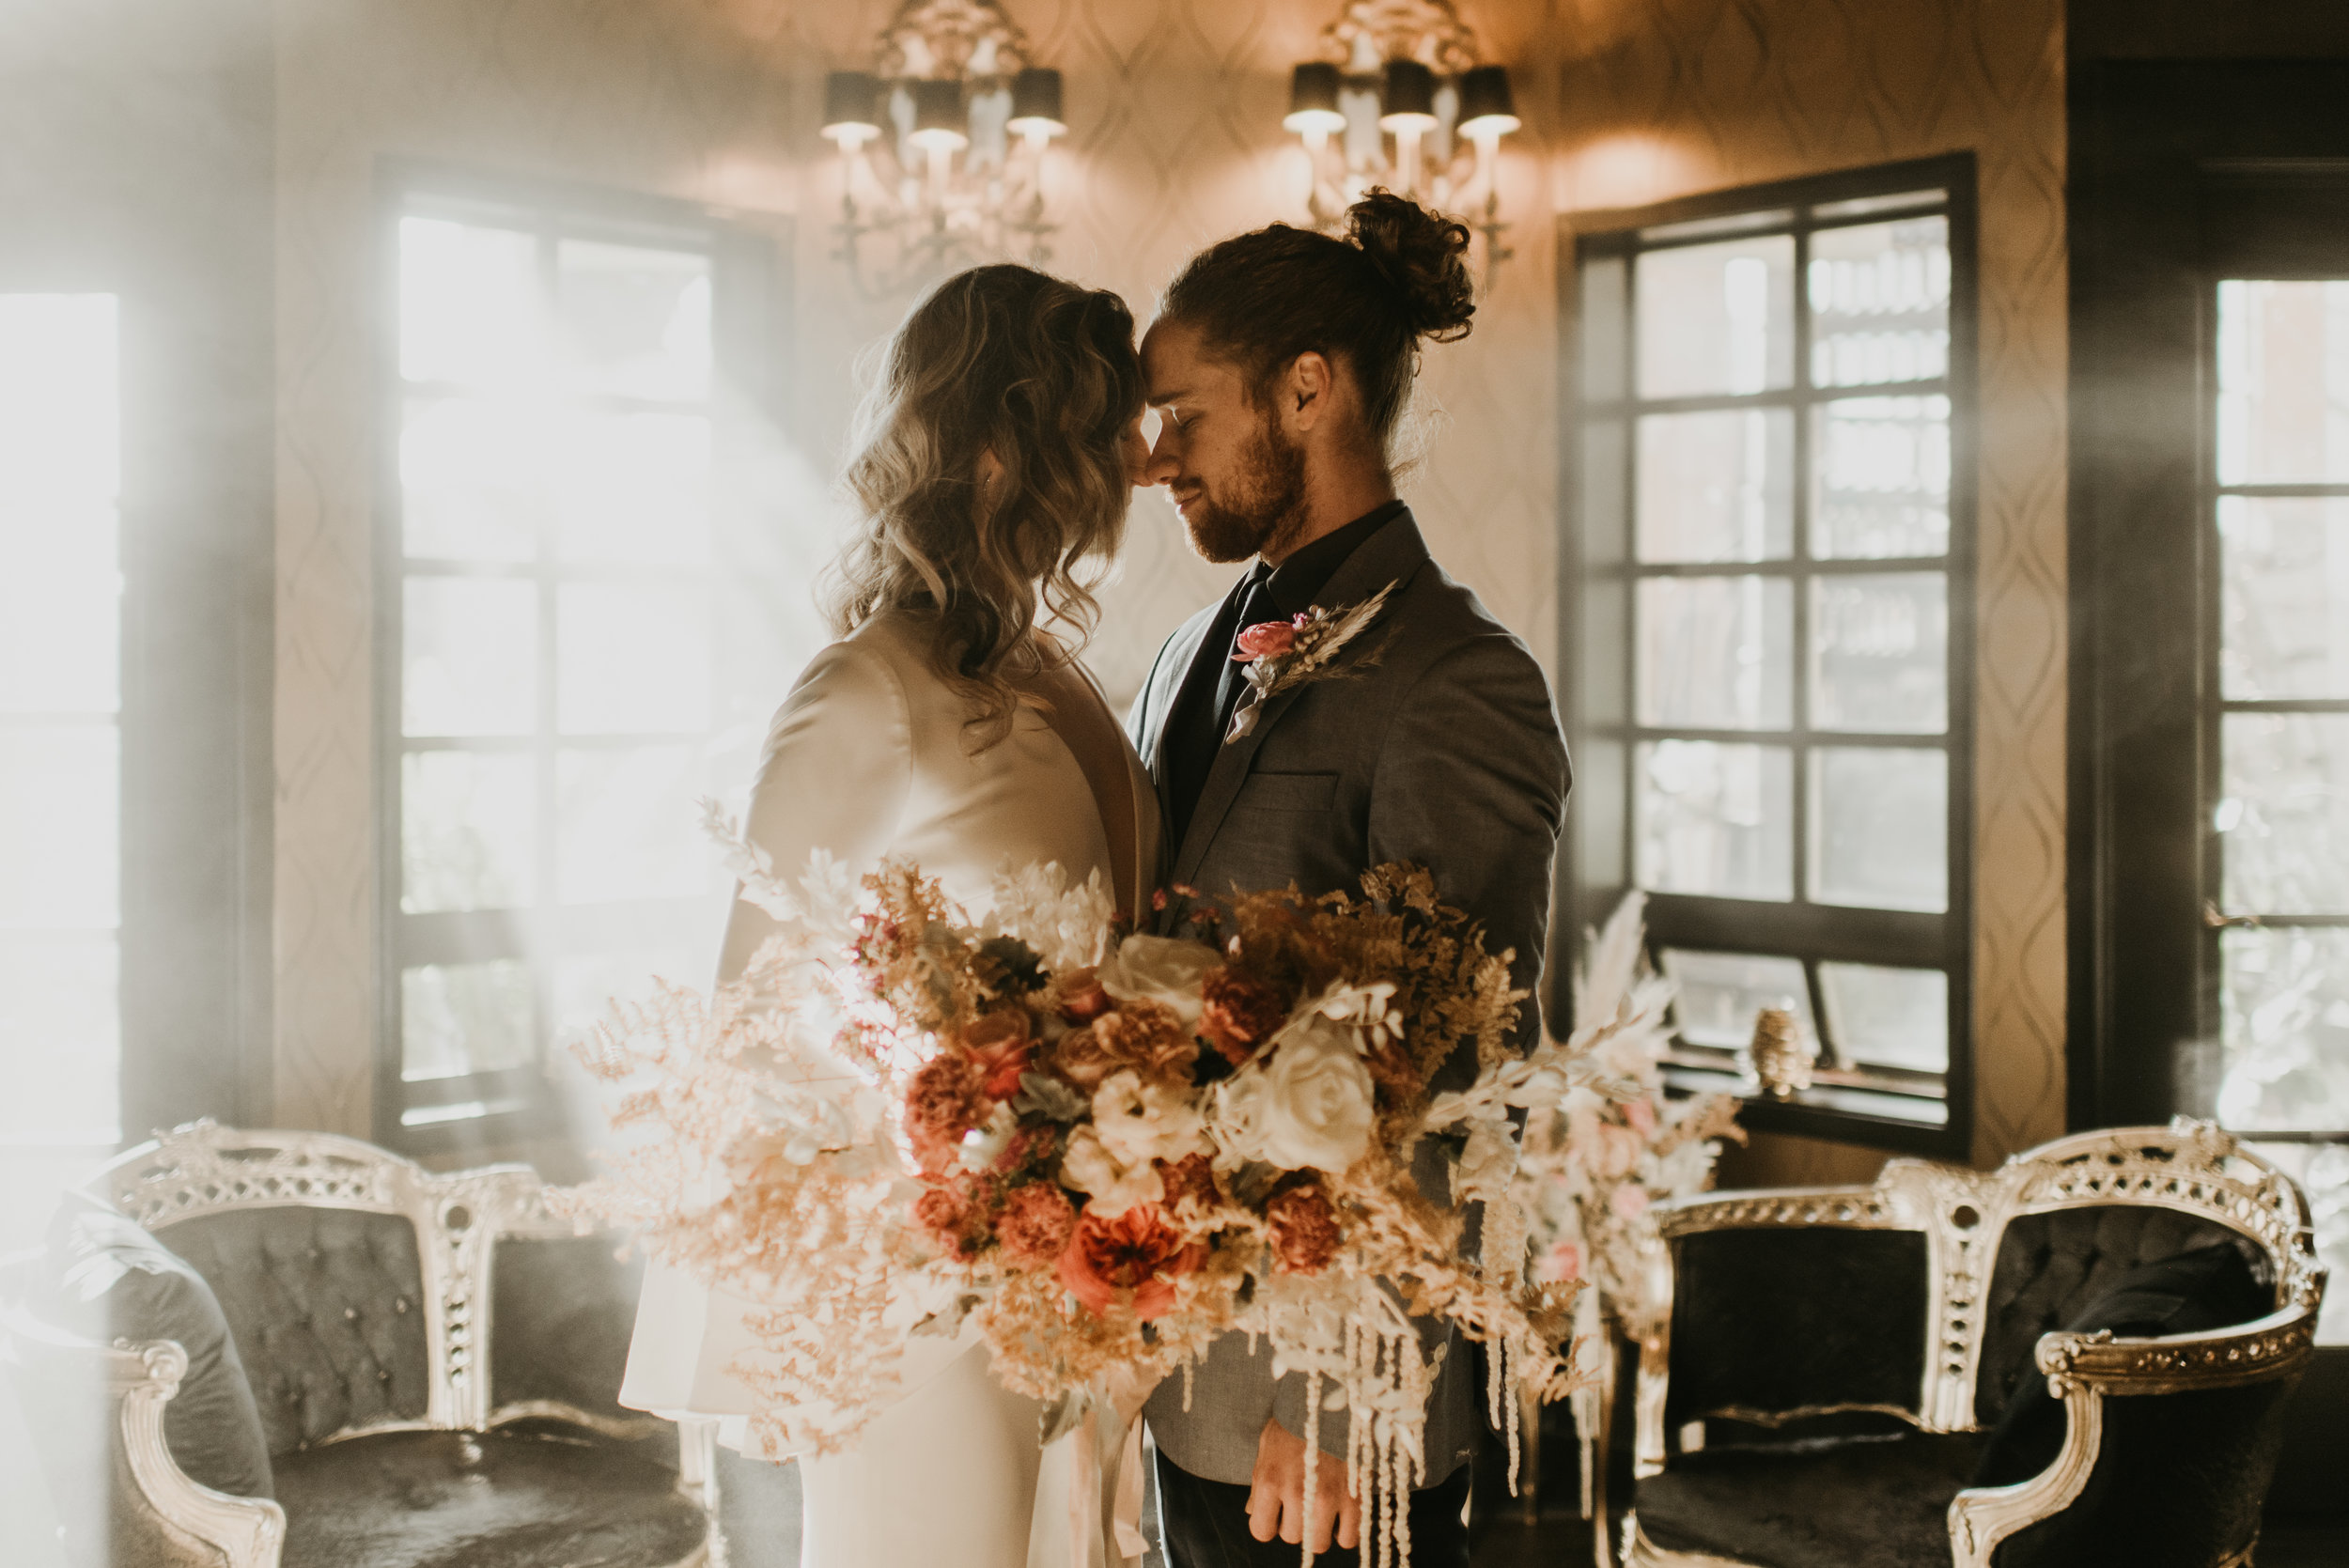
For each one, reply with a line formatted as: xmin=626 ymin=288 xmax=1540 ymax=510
xmin=371 ymin=159 xmax=784 ymax=1157
xmin=1557 ymin=153 xmax=1980 ymax=1159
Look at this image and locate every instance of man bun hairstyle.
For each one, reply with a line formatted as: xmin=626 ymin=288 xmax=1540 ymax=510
xmin=1159 ymin=190 xmax=1473 ymax=459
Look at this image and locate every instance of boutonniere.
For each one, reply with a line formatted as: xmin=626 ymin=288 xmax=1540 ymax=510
xmin=1224 ymin=580 xmax=1397 ymax=743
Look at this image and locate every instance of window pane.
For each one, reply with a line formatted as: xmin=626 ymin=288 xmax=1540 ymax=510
xmin=1634 ymin=235 xmax=1796 ymax=398
xmin=0 ymin=942 xmax=118 ymax=1141
xmin=2216 ymin=279 xmax=2349 ymax=486
xmin=1817 ymin=962 xmax=1948 ymax=1074
xmin=398 ymin=218 xmax=542 ymax=388
xmin=555 ymin=240 xmax=711 ymax=401
xmin=399 ymin=396 xmax=541 ymax=562
xmin=1810 ymin=573 xmax=1947 ymax=733
xmin=1635 ymin=740 xmax=1793 ymax=900
xmin=552 ymin=948 xmax=699 ymax=1056
xmin=1636 ymin=409 xmax=1794 ymax=563
xmin=2221 ymin=713 xmax=2349 ymax=915
xmin=2219 ymin=496 xmax=2349 ymax=701
xmin=2218 ymin=928 xmax=2349 ymax=1134
xmin=1579 ymin=255 xmax=1628 ymax=400
xmin=551 ymin=411 xmax=713 ymax=565
xmin=0 ymin=295 xmax=118 ymax=511
xmin=2238 ymin=1141 xmax=2349 ymax=1343
xmin=402 ymin=959 xmax=535 ymax=1081
xmin=1657 ymin=948 xmax=1815 ymax=1052
xmin=1809 ymin=746 xmax=1948 ymax=911
xmin=0 ymin=727 xmax=119 ymax=930
xmin=0 ymin=509 xmax=119 ymax=715
xmin=401 ymin=750 xmax=536 ymax=914
xmin=1812 ymin=396 xmax=1950 ymax=559
xmin=1807 ymin=216 xmax=1951 ymax=389
xmin=1637 ymin=576 xmax=1793 ymax=730
xmin=403 ymin=578 xmax=538 ymax=737
xmin=556 ymin=746 xmax=723 ymax=905
xmin=556 ymin=582 xmax=712 ymax=735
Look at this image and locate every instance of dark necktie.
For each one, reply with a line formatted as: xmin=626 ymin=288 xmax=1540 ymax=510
xmin=1211 ymin=571 xmax=1280 ymax=744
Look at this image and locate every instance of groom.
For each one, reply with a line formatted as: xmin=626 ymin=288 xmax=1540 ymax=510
xmin=1127 ymin=194 xmax=1570 ymax=1567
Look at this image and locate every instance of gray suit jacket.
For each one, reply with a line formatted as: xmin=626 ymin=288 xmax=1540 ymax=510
xmin=1128 ymin=509 xmax=1569 ymax=1487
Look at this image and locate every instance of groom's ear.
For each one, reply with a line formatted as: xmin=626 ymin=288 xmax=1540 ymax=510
xmin=1283 ymin=351 xmax=1335 ymax=432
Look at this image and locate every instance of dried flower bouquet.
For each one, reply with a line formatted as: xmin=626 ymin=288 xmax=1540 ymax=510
xmin=574 ymin=815 xmax=1626 ymax=1565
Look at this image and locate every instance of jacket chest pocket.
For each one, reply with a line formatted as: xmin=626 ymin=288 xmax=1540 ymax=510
xmin=1234 ymin=770 xmax=1337 ymax=814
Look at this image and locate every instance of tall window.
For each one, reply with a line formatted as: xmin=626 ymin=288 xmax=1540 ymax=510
xmin=383 ymin=176 xmax=790 ymax=1149
xmin=2209 ymin=278 xmax=2349 ymax=1324
xmin=0 ymin=294 xmax=122 ymax=1237
xmin=1565 ymin=158 xmax=1976 ymax=1154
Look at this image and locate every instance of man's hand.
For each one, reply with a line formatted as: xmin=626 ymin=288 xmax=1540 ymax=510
xmin=1247 ymin=1415 xmax=1361 ymax=1552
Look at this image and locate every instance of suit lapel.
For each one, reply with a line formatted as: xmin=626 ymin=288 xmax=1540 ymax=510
xmin=1143 ymin=604 xmax=1220 ymax=841
xmin=1170 ymin=513 xmax=1435 ymax=887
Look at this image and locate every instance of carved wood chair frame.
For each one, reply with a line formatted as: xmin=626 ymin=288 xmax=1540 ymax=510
xmin=1620 ymin=1121 xmax=2326 ymax=1568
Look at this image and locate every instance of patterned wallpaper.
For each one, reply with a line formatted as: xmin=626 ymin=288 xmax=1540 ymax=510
xmin=271 ymin=0 xmax=2063 ymax=1168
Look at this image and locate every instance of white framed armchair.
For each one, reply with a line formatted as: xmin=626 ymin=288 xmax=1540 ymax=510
xmin=1621 ymin=1123 xmax=2326 ymax=1568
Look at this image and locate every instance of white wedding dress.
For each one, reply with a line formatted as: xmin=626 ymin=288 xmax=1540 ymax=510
xmin=618 ymin=608 xmax=1160 ymax=1568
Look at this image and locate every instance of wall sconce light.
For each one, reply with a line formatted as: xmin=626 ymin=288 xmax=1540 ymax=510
xmin=1286 ymin=0 xmax=1519 ymax=280
xmin=820 ymin=0 xmax=1065 ymax=298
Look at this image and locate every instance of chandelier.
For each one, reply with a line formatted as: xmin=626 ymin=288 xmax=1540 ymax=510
xmin=1282 ymin=0 xmax=1521 ymax=278
xmin=819 ymin=0 xmax=1066 ymax=299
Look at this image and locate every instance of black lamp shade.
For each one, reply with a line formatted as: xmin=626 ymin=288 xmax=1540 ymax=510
xmin=1379 ymin=59 xmax=1438 ymax=125
xmin=822 ymin=70 xmax=881 ymax=136
xmin=1457 ymin=65 xmax=1519 ymax=132
xmin=910 ymin=78 xmax=966 ymax=138
xmin=1009 ymin=68 xmax=1065 ymax=131
xmin=1290 ymin=62 xmax=1342 ymax=117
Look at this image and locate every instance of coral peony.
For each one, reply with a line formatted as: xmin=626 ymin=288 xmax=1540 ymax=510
xmin=1265 ymin=1183 xmax=1342 ymax=1274
xmin=1058 ymin=1203 xmax=1204 ymax=1318
xmin=1198 ymin=966 xmax=1288 ymax=1067
xmin=962 ymin=1009 xmax=1034 ymax=1100
xmin=904 ymin=1053 xmax=990 ymax=1173
xmin=1233 ymin=619 xmax=1299 ymax=660
xmin=997 ymin=1181 xmax=1078 ymax=1269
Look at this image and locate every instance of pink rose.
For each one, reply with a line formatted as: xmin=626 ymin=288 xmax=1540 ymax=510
xmin=1233 ymin=621 xmax=1299 ymax=661
xmin=1610 ymin=1184 xmax=1651 ymax=1220
xmin=1623 ymin=1097 xmax=1657 ymax=1136
xmin=1537 ymin=1238 xmax=1583 ymax=1283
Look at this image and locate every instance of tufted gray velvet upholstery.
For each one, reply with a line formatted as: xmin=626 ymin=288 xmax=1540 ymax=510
xmin=1972 ymin=1206 xmax=2268 ymax=1424
xmin=156 ymin=1207 xmax=432 ymax=1454
xmin=1637 ymin=1430 xmax=1988 ymax=1567
xmin=490 ymin=1235 xmax=643 ymax=1425
xmin=273 ymin=1427 xmax=706 ymax=1568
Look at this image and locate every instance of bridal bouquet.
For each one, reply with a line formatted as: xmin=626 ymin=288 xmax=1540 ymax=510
xmin=575 ymin=819 xmax=1626 ymax=1565
xmin=1515 ymin=891 xmax=1745 ymax=1343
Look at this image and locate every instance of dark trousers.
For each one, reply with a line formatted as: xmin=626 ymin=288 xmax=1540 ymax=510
xmin=1152 ymin=1449 xmax=1471 ymax=1568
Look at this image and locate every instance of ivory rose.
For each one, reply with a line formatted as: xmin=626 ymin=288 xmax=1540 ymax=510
xmin=1059 ymin=1125 xmax=1163 ymax=1218
xmin=1097 ymin=935 xmax=1221 ymax=1028
xmin=1058 ymin=1203 xmax=1204 ymax=1318
xmin=1092 ymin=1069 xmax=1206 ymax=1171
xmin=1216 ymin=1016 xmax=1376 ymax=1173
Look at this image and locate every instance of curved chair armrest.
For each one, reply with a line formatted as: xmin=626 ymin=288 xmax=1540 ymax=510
xmin=11 ymin=1312 xmax=289 ymax=1568
xmin=1946 ymin=1304 xmax=2318 ymax=1568
xmin=1650 ymin=1184 xmax=1906 ymax=1240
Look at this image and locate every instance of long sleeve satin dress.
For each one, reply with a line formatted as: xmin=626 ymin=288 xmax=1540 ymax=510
xmin=618 ymin=609 xmax=1159 ymax=1568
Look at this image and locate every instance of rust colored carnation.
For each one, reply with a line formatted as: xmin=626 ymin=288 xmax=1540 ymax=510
xmin=1265 ymin=1183 xmax=1342 ymax=1275
xmin=1058 ymin=1203 xmax=1205 ymax=1318
xmin=996 ymin=1181 xmax=1077 ymax=1269
xmin=1056 ymin=968 xmax=1113 ymax=1023
xmin=1199 ymin=966 xmax=1289 ymax=1067
xmin=1094 ymin=1001 xmax=1199 ymax=1083
xmin=994 ymin=1124 xmax=1057 ymax=1176
xmin=913 ymin=1177 xmax=989 ymax=1258
xmin=904 ymin=1052 xmax=989 ymax=1173
xmin=1051 ymin=1023 xmax=1118 ymax=1090
xmin=962 ymin=1008 xmax=1034 ymax=1100
xmin=1156 ymin=1153 xmax=1220 ymax=1219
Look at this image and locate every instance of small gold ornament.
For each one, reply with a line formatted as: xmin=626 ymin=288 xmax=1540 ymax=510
xmin=1745 ymin=1007 xmax=1814 ymax=1099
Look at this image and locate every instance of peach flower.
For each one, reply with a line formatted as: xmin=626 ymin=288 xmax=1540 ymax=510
xmin=1058 ymin=1203 xmax=1204 ymax=1318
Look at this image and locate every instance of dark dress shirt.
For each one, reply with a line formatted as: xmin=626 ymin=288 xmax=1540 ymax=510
xmin=1159 ymin=499 xmax=1408 ymax=852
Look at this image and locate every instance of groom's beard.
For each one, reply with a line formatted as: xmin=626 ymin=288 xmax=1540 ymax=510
xmin=1182 ymin=410 xmax=1307 ymax=565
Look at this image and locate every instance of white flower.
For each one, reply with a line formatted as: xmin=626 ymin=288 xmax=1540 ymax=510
xmin=1454 ymin=1119 xmax=1520 ymax=1202
xmin=954 ymin=1102 xmax=1020 ymax=1174
xmin=1059 ymin=1125 xmax=1164 ymax=1218
xmin=1092 ymin=1069 xmax=1206 ymax=1170
xmin=1097 ymin=935 xmax=1222 ymax=1027
xmin=1215 ymin=1016 xmax=1376 ymax=1174
xmin=985 ymin=862 xmax=1115 ymax=971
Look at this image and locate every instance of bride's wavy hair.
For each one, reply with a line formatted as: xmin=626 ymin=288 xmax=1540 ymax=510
xmin=827 ymin=264 xmax=1143 ymax=748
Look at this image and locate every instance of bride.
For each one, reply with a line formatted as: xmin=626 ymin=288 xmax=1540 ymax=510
xmin=619 ymin=264 xmax=1161 ymax=1566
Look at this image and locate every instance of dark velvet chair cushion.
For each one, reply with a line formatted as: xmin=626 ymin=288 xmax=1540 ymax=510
xmin=157 ymin=1206 xmax=433 ymax=1454
xmin=1666 ymin=1228 xmax=1930 ymax=1428
xmin=1636 ymin=1430 xmax=1986 ymax=1567
xmin=39 ymin=1194 xmax=275 ymax=1499
xmin=273 ymin=1427 xmax=708 ymax=1568
xmin=1974 ymin=1207 xmax=2265 ymax=1423
xmin=489 ymin=1235 xmax=644 ymax=1423
xmin=1973 ymin=1240 xmax=2271 ymax=1488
